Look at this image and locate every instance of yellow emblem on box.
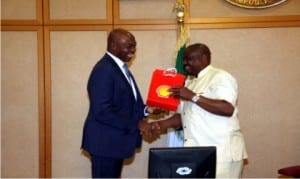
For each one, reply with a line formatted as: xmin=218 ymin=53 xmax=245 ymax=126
xmin=156 ymin=85 xmax=171 ymax=98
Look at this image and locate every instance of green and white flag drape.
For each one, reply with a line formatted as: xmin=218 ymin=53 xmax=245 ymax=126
xmin=167 ymin=25 xmax=189 ymax=147
xmin=175 ymin=26 xmax=189 ymax=75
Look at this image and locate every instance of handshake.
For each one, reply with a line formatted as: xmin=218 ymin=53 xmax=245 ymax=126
xmin=139 ymin=106 xmax=182 ymax=137
xmin=138 ymin=119 xmax=166 ymax=137
xmin=138 ymin=106 xmax=167 ymax=137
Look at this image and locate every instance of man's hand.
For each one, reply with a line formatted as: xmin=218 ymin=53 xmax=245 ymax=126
xmin=170 ymin=86 xmax=194 ymax=101
xmin=151 ymin=121 xmax=160 ymax=130
xmin=146 ymin=106 xmax=165 ymax=114
xmin=151 ymin=113 xmax=182 ymax=134
xmin=138 ymin=120 xmax=153 ymax=136
xmin=151 ymin=121 xmax=168 ymax=134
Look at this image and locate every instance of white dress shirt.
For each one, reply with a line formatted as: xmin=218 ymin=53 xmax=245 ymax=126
xmin=106 ymin=51 xmax=137 ymax=100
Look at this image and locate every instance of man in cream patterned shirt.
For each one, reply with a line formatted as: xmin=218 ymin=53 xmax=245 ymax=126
xmin=153 ymin=43 xmax=248 ymax=178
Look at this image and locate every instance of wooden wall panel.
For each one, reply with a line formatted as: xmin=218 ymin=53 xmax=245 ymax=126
xmin=119 ymin=0 xmax=175 ymax=19
xmin=114 ymin=0 xmax=176 ymax=24
xmin=43 ymin=0 xmax=112 ymax=25
xmin=1 ymin=0 xmax=37 ymax=19
xmin=44 ymin=27 xmax=110 ymax=177
xmin=1 ymin=0 xmax=43 ymax=25
xmin=1 ymin=30 xmax=41 ymax=178
xmin=49 ymin=0 xmax=107 ymax=19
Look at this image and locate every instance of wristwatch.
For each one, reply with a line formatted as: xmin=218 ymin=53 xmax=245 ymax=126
xmin=191 ymin=95 xmax=200 ymax=103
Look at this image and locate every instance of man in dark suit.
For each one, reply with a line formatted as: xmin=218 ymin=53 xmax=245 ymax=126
xmin=81 ymin=28 xmax=161 ymax=178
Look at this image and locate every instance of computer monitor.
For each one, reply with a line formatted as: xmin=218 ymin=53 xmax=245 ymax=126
xmin=148 ymin=146 xmax=216 ymax=178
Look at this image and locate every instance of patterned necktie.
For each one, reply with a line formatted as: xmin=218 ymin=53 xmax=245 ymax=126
xmin=123 ymin=64 xmax=137 ymax=99
xmin=123 ymin=64 xmax=132 ymax=81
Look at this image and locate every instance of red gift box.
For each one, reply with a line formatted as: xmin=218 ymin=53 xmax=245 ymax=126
xmin=146 ymin=68 xmax=185 ymax=111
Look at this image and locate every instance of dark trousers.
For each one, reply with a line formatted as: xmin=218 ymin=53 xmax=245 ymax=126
xmin=91 ymin=155 xmax=124 ymax=178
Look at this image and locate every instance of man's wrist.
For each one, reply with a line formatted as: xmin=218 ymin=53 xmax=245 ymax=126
xmin=191 ymin=94 xmax=200 ymax=103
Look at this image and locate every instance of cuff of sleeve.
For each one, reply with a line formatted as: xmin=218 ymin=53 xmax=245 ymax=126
xmin=144 ymin=106 xmax=149 ymax=117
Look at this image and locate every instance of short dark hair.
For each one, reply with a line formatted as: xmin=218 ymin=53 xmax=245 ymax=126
xmin=107 ymin=29 xmax=132 ymax=45
xmin=107 ymin=28 xmax=122 ymax=47
xmin=188 ymin=43 xmax=211 ymax=61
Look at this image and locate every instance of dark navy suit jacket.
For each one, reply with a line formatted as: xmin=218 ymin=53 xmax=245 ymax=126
xmin=81 ymin=53 xmax=146 ymax=158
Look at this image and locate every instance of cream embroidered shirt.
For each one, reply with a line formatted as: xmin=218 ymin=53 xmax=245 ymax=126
xmin=179 ymin=65 xmax=248 ymax=162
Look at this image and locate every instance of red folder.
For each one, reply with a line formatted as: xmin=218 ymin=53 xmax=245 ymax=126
xmin=146 ymin=68 xmax=185 ymax=111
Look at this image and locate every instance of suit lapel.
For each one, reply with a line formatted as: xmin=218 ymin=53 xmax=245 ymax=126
xmin=106 ymin=55 xmax=137 ymax=100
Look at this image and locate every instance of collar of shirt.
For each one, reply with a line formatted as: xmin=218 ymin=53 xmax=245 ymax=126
xmin=106 ymin=52 xmax=138 ymax=100
xmin=196 ymin=65 xmax=212 ymax=79
xmin=106 ymin=51 xmax=131 ymax=81
xmin=106 ymin=51 xmax=125 ymax=69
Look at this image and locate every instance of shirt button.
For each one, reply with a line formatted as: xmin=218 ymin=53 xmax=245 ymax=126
xmin=183 ymin=126 xmax=186 ymax=129
xmin=184 ymin=139 xmax=187 ymax=142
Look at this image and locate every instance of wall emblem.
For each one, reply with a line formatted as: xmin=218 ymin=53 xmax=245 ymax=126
xmin=225 ymin=0 xmax=288 ymax=9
